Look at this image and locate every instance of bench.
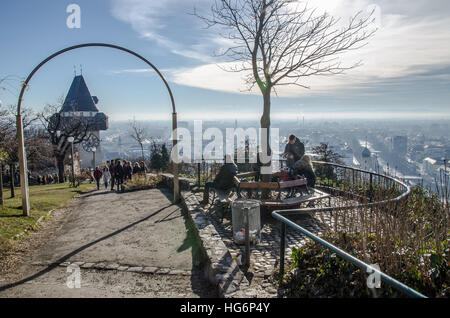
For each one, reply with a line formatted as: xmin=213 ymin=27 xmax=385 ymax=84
xmin=237 ymin=178 xmax=308 ymax=200
xmin=207 ymin=174 xmax=331 ymax=217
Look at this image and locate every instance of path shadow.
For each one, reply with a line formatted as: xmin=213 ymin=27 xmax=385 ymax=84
xmin=0 ymin=203 xmax=173 ymax=292
xmin=177 ymin=211 xmax=218 ymax=298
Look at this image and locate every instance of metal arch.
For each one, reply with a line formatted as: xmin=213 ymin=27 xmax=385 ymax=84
xmin=16 ymin=43 xmax=176 ymax=115
xmin=16 ymin=43 xmax=180 ymax=215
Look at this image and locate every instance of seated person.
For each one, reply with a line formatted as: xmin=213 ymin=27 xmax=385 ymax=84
xmin=201 ymin=154 xmax=239 ymax=204
xmin=282 ymin=134 xmax=305 ymax=168
xmin=293 ymin=154 xmax=316 ymax=189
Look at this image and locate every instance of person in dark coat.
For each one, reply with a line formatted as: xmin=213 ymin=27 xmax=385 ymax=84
xmin=201 ymin=154 xmax=239 ymax=204
xmin=282 ymin=134 xmax=305 ymax=168
xmin=132 ymin=162 xmax=140 ymax=175
xmin=293 ymin=154 xmax=316 ymax=188
xmin=139 ymin=161 xmax=148 ymax=175
xmin=93 ymin=166 xmax=103 ymax=190
xmin=108 ymin=160 xmax=115 ymax=191
xmin=114 ymin=160 xmax=124 ymax=191
xmin=125 ymin=161 xmax=133 ymax=181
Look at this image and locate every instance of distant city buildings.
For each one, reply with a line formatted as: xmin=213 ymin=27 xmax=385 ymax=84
xmin=393 ymin=136 xmax=407 ymax=157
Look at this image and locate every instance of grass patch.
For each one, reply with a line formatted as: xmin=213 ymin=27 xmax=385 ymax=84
xmin=0 ymin=182 xmax=94 ymax=254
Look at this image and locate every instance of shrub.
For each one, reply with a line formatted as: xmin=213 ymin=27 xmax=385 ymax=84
xmin=124 ymin=174 xmax=163 ymax=191
xmin=283 ymin=185 xmax=449 ymax=298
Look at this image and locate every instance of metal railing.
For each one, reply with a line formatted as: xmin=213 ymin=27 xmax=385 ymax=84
xmin=271 ymin=161 xmax=426 ymax=298
xmin=272 ymin=211 xmax=426 ymax=298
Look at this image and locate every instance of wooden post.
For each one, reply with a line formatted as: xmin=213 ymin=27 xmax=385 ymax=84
xmin=17 ymin=114 xmax=30 ymax=216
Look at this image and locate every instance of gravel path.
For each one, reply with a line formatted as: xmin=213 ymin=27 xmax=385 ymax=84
xmin=0 ymin=187 xmax=216 ymax=298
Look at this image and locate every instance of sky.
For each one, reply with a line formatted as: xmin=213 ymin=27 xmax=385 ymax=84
xmin=0 ymin=0 xmax=449 ymax=122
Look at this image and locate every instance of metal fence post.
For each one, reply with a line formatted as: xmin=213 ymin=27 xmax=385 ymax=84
xmin=244 ymin=207 xmax=251 ymax=267
xmin=197 ymin=162 xmax=201 ymax=187
xmin=369 ymin=173 xmax=373 ymax=203
xmin=279 ymin=222 xmax=286 ymax=284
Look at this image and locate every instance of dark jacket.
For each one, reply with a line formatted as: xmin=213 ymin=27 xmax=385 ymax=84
xmin=115 ymin=163 xmax=124 ymax=179
xmin=94 ymin=169 xmax=103 ymax=180
xmin=214 ymin=163 xmax=238 ymax=190
xmin=284 ymin=139 xmax=305 ymax=162
xmin=125 ymin=164 xmax=132 ymax=176
xmin=294 ymin=156 xmax=316 ymax=188
xmin=109 ymin=164 xmax=115 ymax=177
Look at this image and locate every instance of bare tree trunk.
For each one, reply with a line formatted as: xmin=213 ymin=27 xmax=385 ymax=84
xmin=9 ymin=164 xmax=15 ymax=198
xmin=260 ymin=90 xmax=272 ymax=183
xmin=57 ymin=156 xmax=65 ymax=183
xmin=141 ymin=144 xmax=145 ymax=160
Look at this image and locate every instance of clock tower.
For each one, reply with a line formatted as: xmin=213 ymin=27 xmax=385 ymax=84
xmin=60 ymin=74 xmax=108 ymax=168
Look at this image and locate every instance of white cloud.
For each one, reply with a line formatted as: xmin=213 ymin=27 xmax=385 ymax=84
xmin=111 ymin=0 xmax=450 ymax=97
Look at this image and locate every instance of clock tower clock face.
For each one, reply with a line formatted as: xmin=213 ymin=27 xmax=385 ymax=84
xmin=82 ymin=134 xmax=100 ymax=152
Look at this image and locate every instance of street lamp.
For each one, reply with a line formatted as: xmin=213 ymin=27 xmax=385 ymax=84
xmin=91 ymin=147 xmax=96 ymax=170
xmin=67 ymin=136 xmax=75 ymax=187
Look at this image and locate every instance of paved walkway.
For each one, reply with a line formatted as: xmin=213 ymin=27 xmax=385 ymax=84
xmin=0 ymin=187 xmax=216 ymax=298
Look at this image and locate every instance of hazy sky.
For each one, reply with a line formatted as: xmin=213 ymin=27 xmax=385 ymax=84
xmin=0 ymin=0 xmax=449 ymax=121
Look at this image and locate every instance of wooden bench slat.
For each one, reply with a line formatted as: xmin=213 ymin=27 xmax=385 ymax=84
xmin=238 ymin=182 xmax=279 ymax=189
xmin=236 ymin=171 xmax=258 ymax=178
xmin=279 ymin=179 xmax=307 ymax=188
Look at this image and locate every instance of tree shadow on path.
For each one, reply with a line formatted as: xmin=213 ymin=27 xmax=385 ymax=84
xmin=0 ymin=204 xmax=173 ymax=292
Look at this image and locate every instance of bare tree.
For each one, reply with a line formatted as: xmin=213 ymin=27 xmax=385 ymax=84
xmin=196 ymin=0 xmax=376 ymax=178
xmin=0 ymin=105 xmax=37 ymax=197
xmin=130 ymin=118 xmax=148 ymax=160
xmin=38 ymin=103 xmax=95 ymax=183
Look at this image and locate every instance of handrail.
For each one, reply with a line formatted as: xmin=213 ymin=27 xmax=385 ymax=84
xmin=271 ymin=210 xmax=427 ymax=298
xmin=271 ymin=161 xmax=424 ymax=297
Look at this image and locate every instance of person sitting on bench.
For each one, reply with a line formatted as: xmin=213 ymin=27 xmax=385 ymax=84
xmin=201 ymin=154 xmax=239 ymax=204
xmin=293 ymin=154 xmax=316 ymax=189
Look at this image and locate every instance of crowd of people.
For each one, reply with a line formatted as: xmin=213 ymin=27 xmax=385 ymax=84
xmin=93 ymin=159 xmax=148 ymax=191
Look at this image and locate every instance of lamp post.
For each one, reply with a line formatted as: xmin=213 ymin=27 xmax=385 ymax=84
xmin=67 ymin=137 xmax=75 ymax=187
xmin=91 ymin=147 xmax=96 ymax=170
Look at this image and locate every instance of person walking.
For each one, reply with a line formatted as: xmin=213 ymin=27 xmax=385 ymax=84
xmin=125 ymin=161 xmax=133 ymax=181
xmin=102 ymin=166 xmax=111 ymax=189
xmin=139 ymin=161 xmax=148 ymax=175
xmin=133 ymin=162 xmax=140 ymax=175
xmin=109 ymin=160 xmax=115 ymax=191
xmin=114 ymin=160 xmax=124 ymax=191
xmin=94 ymin=166 xmax=103 ymax=190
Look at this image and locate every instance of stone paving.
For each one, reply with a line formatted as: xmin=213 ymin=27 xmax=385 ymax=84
xmin=178 ymin=188 xmax=337 ymax=297
xmin=197 ymin=192 xmax=331 ymax=278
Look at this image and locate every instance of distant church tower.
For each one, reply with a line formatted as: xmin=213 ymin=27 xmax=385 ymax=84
xmin=60 ymin=75 xmax=108 ymax=168
xmin=361 ymin=142 xmax=372 ymax=171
